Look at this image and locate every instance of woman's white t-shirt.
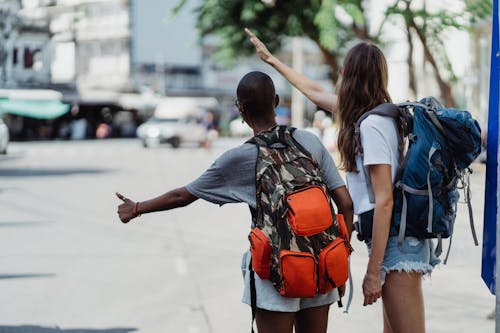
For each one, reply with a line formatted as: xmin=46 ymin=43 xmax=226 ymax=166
xmin=346 ymin=115 xmax=400 ymax=215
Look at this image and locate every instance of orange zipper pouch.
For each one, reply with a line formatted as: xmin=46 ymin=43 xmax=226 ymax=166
xmin=286 ymin=186 xmax=333 ymax=236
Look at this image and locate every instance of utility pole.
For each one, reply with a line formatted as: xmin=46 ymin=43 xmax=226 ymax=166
xmin=481 ymin=0 xmax=500 ymax=331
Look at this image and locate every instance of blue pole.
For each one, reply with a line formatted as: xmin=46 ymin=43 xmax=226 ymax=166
xmin=482 ymin=0 xmax=499 ymax=297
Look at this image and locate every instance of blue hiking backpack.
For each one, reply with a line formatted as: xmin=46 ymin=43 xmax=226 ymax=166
xmin=355 ymin=97 xmax=482 ymax=262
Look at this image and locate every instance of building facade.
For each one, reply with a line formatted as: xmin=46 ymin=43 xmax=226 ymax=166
xmin=49 ymin=0 xmax=131 ymax=92
xmin=1 ymin=0 xmax=492 ymax=121
xmin=0 ymin=0 xmax=52 ymax=88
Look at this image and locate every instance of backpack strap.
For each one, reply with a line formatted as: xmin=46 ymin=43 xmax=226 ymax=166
xmin=355 ymin=103 xmax=402 ymax=128
xmin=354 ymin=103 xmax=409 ymax=204
xmin=395 ymin=145 xmax=439 ymax=250
xmin=354 ymin=103 xmax=403 ymax=156
xmin=444 ymin=234 xmax=453 ymax=265
xmin=249 ymin=261 xmax=257 ymax=333
xmin=248 ymin=125 xmax=318 ymax=166
xmin=463 ymin=168 xmax=479 ymax=246
xmin=397 ymin=101 xmax=446 ymax=135
xmin=247 ymin=125 xmax=291 ymax=147
xmin=343 ymin=259 xmax=354 ymax=313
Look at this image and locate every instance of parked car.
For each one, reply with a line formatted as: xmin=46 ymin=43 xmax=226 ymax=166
xmin=0 ymin=119 xmax=9 ymax=154
xmin=137 ymin=116 xmax=208 ymax=148
xmin=137 ymin=97 xmax=217 ymax=148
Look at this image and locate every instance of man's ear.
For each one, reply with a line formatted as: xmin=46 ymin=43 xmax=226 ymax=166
xmin=274 ymin=94 xmax=280 ymax=107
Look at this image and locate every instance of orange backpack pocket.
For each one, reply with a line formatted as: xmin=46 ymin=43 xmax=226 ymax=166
xmin=286 ymin=186 xmax=333 ymax=236
xmin=279 ymin=250 xmax=317 ymax=298
xmin=318 ymin=238 xmax=349 ymax=293
xmin=249 ymin=228 xmax=272 ymax=279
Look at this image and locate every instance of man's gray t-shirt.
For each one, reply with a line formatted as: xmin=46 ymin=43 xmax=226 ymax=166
xmin=186 ymin=129 xmax=345 ymax=209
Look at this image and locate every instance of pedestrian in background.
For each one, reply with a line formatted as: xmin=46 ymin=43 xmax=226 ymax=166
xmin=117 ymin=71 xmax=354 ymax=333
xmin=246 ymin=28 xmax=439 ymax=333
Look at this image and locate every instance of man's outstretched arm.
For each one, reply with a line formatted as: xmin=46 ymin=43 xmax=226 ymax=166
xmin=116 ymin=187 xmax=198 ymax=223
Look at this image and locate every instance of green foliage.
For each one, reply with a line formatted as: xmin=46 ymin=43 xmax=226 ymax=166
xmin=174 ymin=0 xmax=374 ymax=65
xmin=465 ymin=0 xmax=493 ymax=24
xmin=173 ymin=0 xmax=492 ymax=97
xmin=315 ymin=0 xmax=338 ymax=49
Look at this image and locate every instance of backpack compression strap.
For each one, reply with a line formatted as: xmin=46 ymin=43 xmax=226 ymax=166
xmin=397 ymin=101 xmax=445 ymax=135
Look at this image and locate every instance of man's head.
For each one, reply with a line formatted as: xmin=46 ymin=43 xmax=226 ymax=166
xmin=236 ymin=71 xmax=278 ymax=123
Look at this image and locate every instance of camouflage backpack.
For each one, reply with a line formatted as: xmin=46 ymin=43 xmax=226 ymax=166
xmin=247 ymin=125 xmax=351 ymax=300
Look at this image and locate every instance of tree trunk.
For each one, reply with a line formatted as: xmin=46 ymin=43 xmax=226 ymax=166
xmin=402 ymin=0 xmax=417 ymax=99
xmin=317 ymin=44 xmax=340 ymax=85
xmin=405 ymin=23 xmax=417 ymax=99
xmin=409 ymin=19 xmax=456 ymax=107
xmin=352 ymin=23 xmax=370 ymax=41
xmin=351 ymin=0 xmax=370 ymax=41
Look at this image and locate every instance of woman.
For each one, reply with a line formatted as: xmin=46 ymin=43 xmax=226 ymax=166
xmin=117 ymin=71 xmax=354 ymax=333
xmin=245 ymin=28 xmax=439 ymax=332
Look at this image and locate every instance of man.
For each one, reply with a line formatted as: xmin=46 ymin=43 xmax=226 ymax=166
xmin=117 ymin=71 xmax=353 ymax=333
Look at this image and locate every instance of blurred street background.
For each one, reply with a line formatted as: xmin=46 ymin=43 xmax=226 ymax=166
xmin=0 ymin=0 xmax=495 ymax=332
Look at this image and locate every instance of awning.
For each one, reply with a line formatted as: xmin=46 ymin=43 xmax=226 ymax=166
xmin=0 ymin=99 xmax=71 ymax=119
xmin=0 ymin=89 xmax=64 ymax=101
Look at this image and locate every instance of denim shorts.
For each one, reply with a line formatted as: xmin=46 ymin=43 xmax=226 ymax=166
xmin=240 ymin=251 xmax=339 ymax=312
xmin=366 ymin=236 xmax=441 ymax=284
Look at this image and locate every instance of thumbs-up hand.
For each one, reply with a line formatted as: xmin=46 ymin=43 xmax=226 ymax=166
xmin=116 ymin=192 xmax=137 ymax=223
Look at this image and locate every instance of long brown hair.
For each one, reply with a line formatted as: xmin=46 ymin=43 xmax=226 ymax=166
xmin=336 ymin=42 xmax=392 ymax=172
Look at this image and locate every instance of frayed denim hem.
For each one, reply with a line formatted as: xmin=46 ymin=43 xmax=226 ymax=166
xmin=381 ymin=261 xmax=436 ymax=285
xmin=383 ymin=261 xmax=435 ymax=275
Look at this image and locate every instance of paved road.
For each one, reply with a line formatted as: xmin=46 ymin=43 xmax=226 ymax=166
xmin=0 ymin=139 xmax=494 ymax=332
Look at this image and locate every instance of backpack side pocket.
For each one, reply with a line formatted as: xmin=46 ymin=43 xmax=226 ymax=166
xmin=279 ymin=250 xmax=317 ymax=298
xmin=318 ymin=237 xmax=350 ymax=293
xmin=249 ymin=228 xmax=272 ymax=279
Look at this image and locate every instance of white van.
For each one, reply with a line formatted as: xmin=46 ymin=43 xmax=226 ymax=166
xmin=136 ymin=97 xmax=217 ymax=148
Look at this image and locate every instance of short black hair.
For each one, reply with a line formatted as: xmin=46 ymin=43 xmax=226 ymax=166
xmin=236 ymin=71 xmax=276 ymax=117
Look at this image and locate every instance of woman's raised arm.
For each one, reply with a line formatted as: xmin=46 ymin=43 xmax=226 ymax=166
xmin=245 ymin=28 xmax=337 ymax=113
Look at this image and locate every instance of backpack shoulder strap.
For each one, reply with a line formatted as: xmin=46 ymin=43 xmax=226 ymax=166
xmin=247 ymin=125 xmax=316 ymax=162
xmin=354 ymin=103 xmax=405 ymax=156
xmin=246 ymin=125 xmax=289 ymax=147
xmin=355 ymin=103 xmax=401 ymax=128
xmin=354 ymin=103 xmax=406 ymax=203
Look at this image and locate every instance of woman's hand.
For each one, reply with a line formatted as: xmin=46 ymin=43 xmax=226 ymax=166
xmin=362 ymin=270 xmax=382 ymax=306
xmin=116 ymin=192 xmax=137 ymax=223
xmin=245 ymin=28 xmax=274 ymax=64
xmin=244 ymin=27 xmax=336 ymax=112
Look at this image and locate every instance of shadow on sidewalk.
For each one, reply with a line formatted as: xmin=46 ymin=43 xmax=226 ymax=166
xmin=0 ymin=168 xmax=114 ymax=177
xmin=0 ymin=326 xmax=137 ymax=333
xmin=0 ymin=221 xmax=54 ymax=228
xmin=0 ymin=274 xmax=55 ymax=280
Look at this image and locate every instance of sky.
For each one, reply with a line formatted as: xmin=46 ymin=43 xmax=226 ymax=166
xmin=131 ymin=0 xmax=202 ymax=67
